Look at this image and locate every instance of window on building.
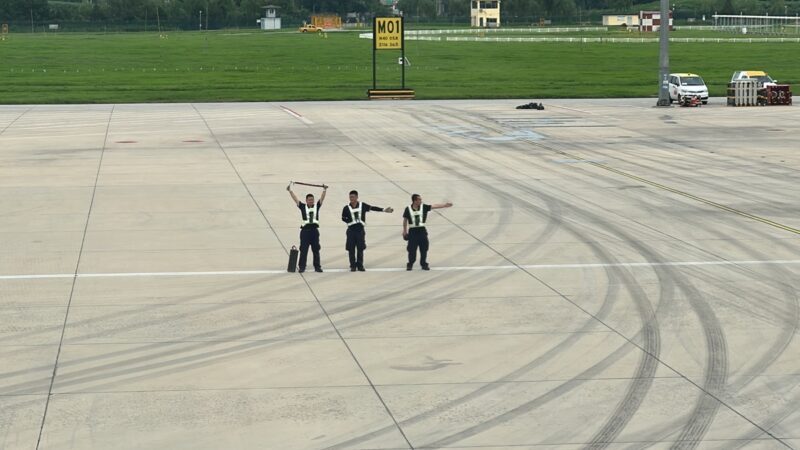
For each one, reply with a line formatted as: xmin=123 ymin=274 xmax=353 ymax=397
xmin=472 ymin=1 xmax=478 ymax=8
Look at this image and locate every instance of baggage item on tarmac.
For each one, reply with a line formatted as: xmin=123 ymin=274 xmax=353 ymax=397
xmin=287 ymin=246 xmax=299 ymax=272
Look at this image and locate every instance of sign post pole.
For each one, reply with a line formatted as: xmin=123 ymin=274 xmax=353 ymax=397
xmin=400 ymin=16 xmax=405 ymax=89
xmin=372 ymin=16 xmax=377 ymax=90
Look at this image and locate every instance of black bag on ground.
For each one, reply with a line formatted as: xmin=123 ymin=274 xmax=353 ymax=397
xmin=287 ymin=246 xmax=299 ymax=272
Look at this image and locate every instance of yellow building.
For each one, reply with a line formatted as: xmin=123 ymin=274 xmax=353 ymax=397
xmin=471 ymin=0 xmax=501 ymax=28
xmin=311 ymin=14 xmax=342 ymax=29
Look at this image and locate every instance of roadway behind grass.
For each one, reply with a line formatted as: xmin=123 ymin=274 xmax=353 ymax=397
xmin=1 ymin=30 xmax=798 ymax=103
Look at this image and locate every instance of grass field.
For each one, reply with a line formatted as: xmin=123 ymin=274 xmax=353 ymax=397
xmin=1 ymin=29 xmax=799 ymax=103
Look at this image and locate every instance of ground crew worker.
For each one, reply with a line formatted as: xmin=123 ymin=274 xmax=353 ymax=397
xmin=341 ymin=190 xmax=393 ymax=271
xmin=288 ymin=182 xmax=327 ymax=273
xmin=402 ymin=194 xmax=453 ymax=270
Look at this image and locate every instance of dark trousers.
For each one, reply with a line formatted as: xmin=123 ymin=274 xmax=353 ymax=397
xmin=345 ymin=224 xmax=366 ymax=268
xmin=407 ymin=228 xmax=429 ymax=266
xmin=299 ymin=226 xmax=321 ymax=270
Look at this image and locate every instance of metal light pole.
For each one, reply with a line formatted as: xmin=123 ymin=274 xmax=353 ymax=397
xmin=656 ymin=0 xmax=671 ymax=106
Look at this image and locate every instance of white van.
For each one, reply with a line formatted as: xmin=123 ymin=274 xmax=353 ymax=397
xmin=668 ymin=73 xmax=709 ymax=104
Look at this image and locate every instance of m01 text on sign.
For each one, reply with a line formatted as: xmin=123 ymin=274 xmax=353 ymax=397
xmin=374 ymin=17 xmax=402 ymax=50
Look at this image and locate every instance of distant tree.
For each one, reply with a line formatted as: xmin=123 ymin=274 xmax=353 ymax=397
xmin=398 ymin=0 xmax=437 ymax=18
xmin=504 ymin=0 xmax=545 ymax=21
xmin=768 ymin=0 xmax=786 ymax=15
xmin=607 ymin=0 xmax=633 ymax=13
xmin=236 ymin=0 xmax=268 ymax=23
xmin=719 ymin=0 xmax=736 ymax=14
xmin=736 ymin=0 xmax=760 ymax=13
xmin=697 ymin=0 xmax=716 ymax=16
xmin=0 ymin=0 xmax=49 ymax=21
xmin=444 ymin=0 xmax=470 ymax=16
xmin=543 ymin=0 xmax=576 ymax=17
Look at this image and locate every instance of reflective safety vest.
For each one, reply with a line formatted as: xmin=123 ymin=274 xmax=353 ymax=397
xmin=406 ymin=205 xmax=425 ymax=228
xmin=301 ymin=203 xmax=319 ymax=227
xmin=347 ymin=202 xmax=363 ymax=227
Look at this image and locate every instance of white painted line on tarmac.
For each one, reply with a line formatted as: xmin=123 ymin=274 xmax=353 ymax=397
xmin=0 ymin=274 xmax=76 ymax=280
xmin=80 ymin=270 xmax=287 ymax=278
xmin=517 ymin=260 xmax=800 ymax=269
xmin=1 ymin=260 xmax=799 ymax=281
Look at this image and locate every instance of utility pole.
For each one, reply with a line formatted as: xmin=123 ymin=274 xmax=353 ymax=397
xmin=656 ymin=0 xmax=671 ymax=106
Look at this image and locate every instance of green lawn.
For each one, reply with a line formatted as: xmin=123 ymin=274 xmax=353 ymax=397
xmin=0 ymin=30 xmax=798 ymax=103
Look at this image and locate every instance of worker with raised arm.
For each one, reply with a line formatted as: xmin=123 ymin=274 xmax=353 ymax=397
xmin=288 ymin=181 xmax=327 ymax=273
xmin=403 ymin=194 xmax=453 ymax=271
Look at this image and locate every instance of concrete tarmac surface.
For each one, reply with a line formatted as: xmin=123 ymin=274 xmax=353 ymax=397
xmin=1 ymin=99 xmax=798 ymax=450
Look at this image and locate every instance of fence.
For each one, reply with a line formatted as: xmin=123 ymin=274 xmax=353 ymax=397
xmin=713 ymin=14 xmax=800 ymax=35
xmin=0 ymin=19 xmax=307 ymax=33
xmin=727 ymin=81 xmax=761 ymax=106
xmin=359 ymin=32 xmax=800 ymax=43
xmin=405 ymin=27 xmax=607 ymax=35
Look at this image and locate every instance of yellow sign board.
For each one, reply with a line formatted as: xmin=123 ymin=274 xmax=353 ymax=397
xmin=374 ymin=17 xmax=402 ymax=50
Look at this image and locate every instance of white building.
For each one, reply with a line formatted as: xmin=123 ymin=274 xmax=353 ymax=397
xmin=259 ymin=5 xmax=281 ymax=30
xmin=380 ymin=0 xmax=401 ymax=15
xmin=602 ymin=14 xmax=640 ymax=27
xmin=471 ymin=0 xmax=501 ymax=28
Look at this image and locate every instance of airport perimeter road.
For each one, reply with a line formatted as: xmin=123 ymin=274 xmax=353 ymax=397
xmin=1 ymin=99 xmax=798 ymax=449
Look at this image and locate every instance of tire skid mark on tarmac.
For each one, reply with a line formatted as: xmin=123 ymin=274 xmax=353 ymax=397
xmin=319 ymin=109 xmax=662 ymax=449
xmin=531 ymin=146 xmax=796 ymax=449
xmin=537 ymin=184 xmax=733 ymax=448
xmin=2 ymin=270 xmax=492 ymax=415
xmin=462 ymin=108 xmax=730 ymax=449
xmin=491 ymin=110 xmax=799 ymax=446
xmin=274 ymin=108 xmax=606 ymax=450
xmin=424 ymin=106 xmax=766 ymax=448
xmin=574 ymin=140 xmax=800 ymax=225
xmin=611 ymin=117 xmax=800 ymax=178
xmin=349 ymin=108 xmax=669 ymax=449
xmin=485 ymin=107 xmax=800 ymax=234
xmin=418 ymin=107 xmax=678 ymax=446
xmin=0 ymin=277 xmax=298 ymax=377
xmin=440 ymin=106 xmax=795 ymax=448
xmin=485 ymin=149 xmax=730 ymax=449
xmin=585 ymin=223 xmax=799 ymax=449
xmin=322 ymin=103 xmax=793 ymax=448
xmin=647 ymin=240 xmax=798 ymax=448
xmin=2 ymin=113 xmax=512 ymax=418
